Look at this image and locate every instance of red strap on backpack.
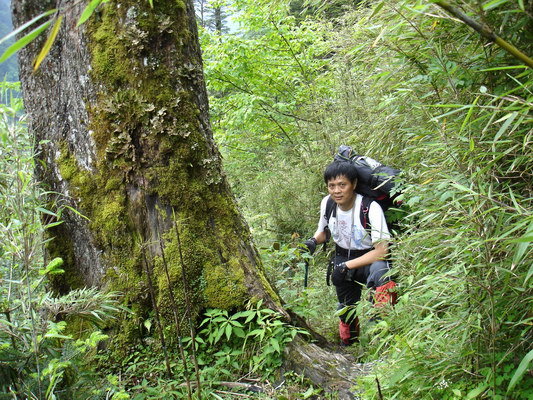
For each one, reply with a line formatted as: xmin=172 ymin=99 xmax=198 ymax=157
xmin=374 ymin=280 xmax=398 ymax=307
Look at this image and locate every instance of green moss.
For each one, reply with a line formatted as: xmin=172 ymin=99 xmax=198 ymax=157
xmin=203 ymin=257 xmax=247 ymax=309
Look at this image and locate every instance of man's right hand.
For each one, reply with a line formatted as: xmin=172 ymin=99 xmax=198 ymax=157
xmin=301 ymin=237 xmax=318 ymax=255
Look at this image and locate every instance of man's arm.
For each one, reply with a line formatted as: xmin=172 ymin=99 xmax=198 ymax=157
xmin=312 ymin=229 xmax=328 ymax=245
xmin=344 ymin=241 xmax=388 ymax=270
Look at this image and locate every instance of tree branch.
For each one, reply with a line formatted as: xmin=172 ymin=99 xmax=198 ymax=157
xmin=434 ymin=1 xmax=533 ymax=69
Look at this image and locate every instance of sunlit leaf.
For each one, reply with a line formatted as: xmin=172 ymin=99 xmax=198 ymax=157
xmin=0 ymin=20 xmax=51 ymax=63
xmin=77 ymin=0 xmax=108 ymax=27
xmin=34 ymin=15 xmax=63 ymax=71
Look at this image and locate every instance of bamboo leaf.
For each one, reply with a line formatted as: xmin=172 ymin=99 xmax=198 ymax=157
xmin=512 ymin=220 xmax=532 ymax=268
xmin=0 ymin=20 xmax=52 ymax=63
xmin=36 ymin=206 xmax=58 ymax=217
xmin=369 ymin=1 xmax=386 ymax=19
xmin=33 ymin=15 xmax=63 ymax=71
xmin=459 ymin=96 xmax=479 ymax=134
xmin=493 ymin=111 xmax=518 ymax=144
xmin=450 ymin=182 xmax=477 ymax=195
xmin=526 ymin=264 xmax=533 ymax=285
xmin=77 ymin=0 xmax=108 ymax=27
xmin=482 ymin=0 xmax=511 ymax=11
xmin=507 ymin=349 xmax=533 ymax=392
xmin=0 ymin=8 xmax=56 ymax=46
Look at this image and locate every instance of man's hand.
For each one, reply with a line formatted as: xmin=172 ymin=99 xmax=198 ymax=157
xmin=301 ymin=237 xmax=318 ymax=255
xmin=331 ymin=262 xmax=348 ymax=286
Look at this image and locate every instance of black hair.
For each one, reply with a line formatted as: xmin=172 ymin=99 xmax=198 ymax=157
xmin=323 ymin=161 xmax=358 ymax=184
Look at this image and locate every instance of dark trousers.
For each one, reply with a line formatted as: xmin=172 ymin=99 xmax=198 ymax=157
xmin=332 ymin=247 xmax=392 ymax=323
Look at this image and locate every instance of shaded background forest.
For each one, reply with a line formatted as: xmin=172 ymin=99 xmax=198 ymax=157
xmin=0 ymin=0 xmax=17 ymax=81
xmin=0 ymin=0 xmax=531 ymax=399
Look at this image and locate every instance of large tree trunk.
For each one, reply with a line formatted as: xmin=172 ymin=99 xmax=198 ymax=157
xmin=12 ymin=0 xmax=364 ymax=397
xmin=13 ymin=0 xmax=281 ymax=317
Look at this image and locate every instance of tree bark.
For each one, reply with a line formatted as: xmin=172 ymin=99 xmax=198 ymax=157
xmin=13 ymin=0 xmax=281 ymax=323
xmin=12 ymin=0 xmax=367 ymax=396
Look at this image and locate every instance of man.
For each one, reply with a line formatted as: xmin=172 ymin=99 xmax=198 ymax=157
xmin=303 ymin=161 xmax=396 ymax=346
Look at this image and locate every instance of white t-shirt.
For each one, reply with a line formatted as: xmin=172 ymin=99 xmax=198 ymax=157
xmin=317 ymin=194 xmax=390 ymax=250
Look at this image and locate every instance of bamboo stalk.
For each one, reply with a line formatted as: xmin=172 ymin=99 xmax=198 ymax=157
xmin=157 ymin=234 xmax=193 ymax=400
xmin=434 ymin=1 xmax=533 ymax=69
xmin=173 ymin=210 xmax=203 ymax=397
xmin=140 ymin=244 xmax=173 ymax=378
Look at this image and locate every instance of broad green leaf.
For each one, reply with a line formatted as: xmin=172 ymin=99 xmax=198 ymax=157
xmin=0 ymin=20 xmax=52 ymax=63
xmin=39 ymin=257 xmax=65 ymax=275
xmin=233 ymin=328 xmax=246 ymax=338
xmin=77 ymin=0 xmax=108 ymax=27
xmin=225 ymin=323 xmax=232 ymax=340
xmin=0 ymin=8 xmax=56 ymax=46
xmin=34 ymin=15 xmax=63 ymax=71
xmin=466 ymin=384 xmax=488 ymax=399
xmin=507 ymin=349 xmax=533 ymax=392
xmin=270 ymin=337 xmax=280 ymax=353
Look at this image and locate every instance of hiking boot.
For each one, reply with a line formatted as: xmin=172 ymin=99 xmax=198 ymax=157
xmin=339 ymin=317 xmax=360 ymax=345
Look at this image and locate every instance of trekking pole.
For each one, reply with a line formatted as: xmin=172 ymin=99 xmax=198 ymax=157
xmin=303 ymin=259 xmax=309 ymax=288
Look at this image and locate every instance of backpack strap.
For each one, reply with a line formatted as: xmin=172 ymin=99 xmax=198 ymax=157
xmin=325 ymin=195 xmax=373 ymax=236
xmin=360 ymin=196 xmax=373 ymax=231
xmin=323 ymin=196 xmax=336 ymax=244
xmin=325 ymin=196 xmax=336 ymax=221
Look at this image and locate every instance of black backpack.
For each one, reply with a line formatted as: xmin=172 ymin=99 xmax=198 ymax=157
xmin=333 ymin=145 xmax=401 ymax=212
xmin=324 ymin=145 xmax=402 ymax=232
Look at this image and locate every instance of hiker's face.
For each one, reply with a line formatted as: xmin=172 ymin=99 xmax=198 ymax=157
xmin=327 ymin=175 xmax=356 ymax=209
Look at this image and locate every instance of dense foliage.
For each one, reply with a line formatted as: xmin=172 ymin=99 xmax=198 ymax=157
xmin=201 ymin=0 xmax=532 ymax=398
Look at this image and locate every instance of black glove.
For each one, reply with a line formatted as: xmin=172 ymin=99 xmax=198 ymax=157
xmin=331 ymin=262 xmax=349 ymax=286
xmin=301 ymin=237 xmax=318 ymax=255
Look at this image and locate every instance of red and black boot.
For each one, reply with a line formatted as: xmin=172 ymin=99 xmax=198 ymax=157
xmin=339 ymin=317 xmax=360 ymax=346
